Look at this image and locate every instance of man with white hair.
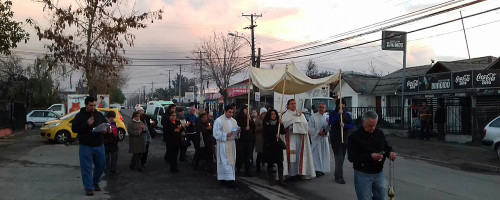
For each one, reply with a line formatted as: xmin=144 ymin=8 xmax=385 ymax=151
xmin=348 ymin=111 xmax=396 ymax=200
xmin=308 ymin=102 xmax=330 ymax=177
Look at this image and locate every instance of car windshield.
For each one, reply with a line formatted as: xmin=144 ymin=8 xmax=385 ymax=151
xmin=312 ymin=99 xmax=336 ymax=111
xmin=61 ymin=111 xmax=78 ymax=120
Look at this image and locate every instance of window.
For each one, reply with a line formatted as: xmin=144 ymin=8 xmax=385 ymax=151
xmin=45 ymin=112 xmax=57 ymax=118
xmin=30 ymin=111 xmax=43 ymax=117
xmin=343 ymin=97 xmax=352 ymax=107
xmin=304 ymin=99 xmax=312 ymax=111
xmin=51 ymin=105 xmax=62 ymax=111
xmin=155 ymin=107 xmax=160 ymax=115
xmin=489 ymin=117 xmax=500 ymax=128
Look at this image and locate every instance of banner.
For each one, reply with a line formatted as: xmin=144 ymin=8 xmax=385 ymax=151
xmin=227 ymin=88 xmax=249 ymax=98
xmin=381 ymin=31 xmax=406 ymax=51
xmin=255 ymin=92 xmax=260 ymax=102
xmin=419 ymin=73 xmax=451 ymax=91
xmin=453 ymin=71 xmax=473 ymax=89
xmin=473 ymin=70 xmax=500 ymax=88
xmin=97 ymin=94 xmax=109 ymax=108
xmin=405 ymin=77 xmax=419 ymax=92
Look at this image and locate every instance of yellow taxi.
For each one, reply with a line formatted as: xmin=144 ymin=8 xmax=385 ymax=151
xmin=40 ymin=108 xmax=128 ymax=144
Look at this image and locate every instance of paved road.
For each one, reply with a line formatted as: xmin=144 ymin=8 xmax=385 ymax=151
xmin=1 ymin=109 xmax=499 ymax=199
xmin=241 ymin=143 xmax=500 ymax=200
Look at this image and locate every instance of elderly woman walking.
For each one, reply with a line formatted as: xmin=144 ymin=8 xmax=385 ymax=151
xmin=128 ymin=111 xmax=146 ymax=172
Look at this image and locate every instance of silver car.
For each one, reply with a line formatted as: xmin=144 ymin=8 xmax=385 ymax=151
xmin=482 ymin=115 xmax=500 ymax=159
xmin=26 ymin=110 xmax=60 ymax=130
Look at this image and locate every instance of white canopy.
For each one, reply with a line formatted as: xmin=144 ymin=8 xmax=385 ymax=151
xmin=250 ymin=63 xmax=340 ymax=94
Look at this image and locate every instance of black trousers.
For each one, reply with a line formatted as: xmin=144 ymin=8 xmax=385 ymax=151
xmin=437 ymin=123 xmax=445 ymax=140
xmin=168 ymin=146 xmax=180 ymax=172
xmin=141 ymin=142 xmax=150 ymax=166
xmin=420 ymin=120 xmax=431 ymax=139
xmin=256 ymin=152 xmax=263 ymax=168
xmin=236 ymin=139 xmax=252 ymax=173
xmin=267 ymin=161 xmax=283 ymax=175
xmin=105 ymin=151 xmax=118 ymax=173
xmin=331 ymin=140 xmax=347 ymax=179
xmin=180 ymin=133 xmax=200 ymax=160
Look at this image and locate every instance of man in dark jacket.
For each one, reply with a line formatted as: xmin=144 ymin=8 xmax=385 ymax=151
xmin=348 ymin=111 xmax=396 ymax=200
xmin=329 ymin=98 xmax=354 ymax=184
xmin=434 ymin=102 xmax=446 ymax=140
xmin=71 ymin=96 xmax=109 ymax=196
xmin=180 ymin=106 xmax=200 ymax=161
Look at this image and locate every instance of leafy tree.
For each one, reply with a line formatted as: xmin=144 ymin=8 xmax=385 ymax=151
xmin=25 ymin=58 xmax=61 ymax=107
xmin=110 ymin=87 xmax=126 ymax=104
xmin=28 ymin=0 xmax=163 ymax=97
xmin=0 ymin=56 xmax=26 ymax=101
xmin=317 ymin=70 xmax=334 ymax=78
xmin=171 ymin=74 xmax=197 ymax=96
xmin=196 ymin=32 xmax=247 ymax=103
xmin=0 ymin=0 xmax=29 ymax=55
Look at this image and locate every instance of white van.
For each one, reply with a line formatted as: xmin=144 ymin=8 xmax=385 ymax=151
xmin=145 ymin=101 xmax=174 ymax=129
xmin=47 ymin=104 xmax=66 ymax=117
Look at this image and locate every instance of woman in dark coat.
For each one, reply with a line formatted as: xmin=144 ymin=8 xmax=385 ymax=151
xmin=128 ymin=111 xmax=146 ymax=172
xmin=263 ymin=109 xmax=286 ymax=186
xmin=164 ymin=110 xmax=184 ymax=173
xmin=194 ymin=112 xmax=215 ymax=173
xmin=235 ymin=105 xmax=255 ymax=177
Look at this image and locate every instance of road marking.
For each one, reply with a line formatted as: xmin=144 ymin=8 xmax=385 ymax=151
xmin=239 ymin=177 xmax=303 ymax=200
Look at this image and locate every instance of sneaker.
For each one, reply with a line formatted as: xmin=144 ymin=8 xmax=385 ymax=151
xmin=85 ymin=190 xmax=94 ymax=196
xmin=94 ymin=184 xmax=101 ymax=191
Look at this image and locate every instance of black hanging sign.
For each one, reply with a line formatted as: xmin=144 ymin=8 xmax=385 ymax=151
xmin=453 ymin=71 xmax=473 ymax=89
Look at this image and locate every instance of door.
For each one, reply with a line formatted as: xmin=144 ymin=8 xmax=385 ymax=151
xmin=376 ymin=96 xmax=382 ymax=116
xmin=30 ymin=111 xmax=44 ymax=126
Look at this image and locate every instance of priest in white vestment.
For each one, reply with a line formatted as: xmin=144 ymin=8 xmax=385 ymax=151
xmin=282 ymin=99 xmax=316 ymax=180
xmin=308 ymin=102 xmax=331 ymax=177
xmin=213 ymin=106 xmax=240 ymax=188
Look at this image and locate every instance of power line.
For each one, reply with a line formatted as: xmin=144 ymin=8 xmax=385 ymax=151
xmin=261 ymin=5 xmax=500 ymax=62
xmin=261 ymin=0 xmax=467 ymax=57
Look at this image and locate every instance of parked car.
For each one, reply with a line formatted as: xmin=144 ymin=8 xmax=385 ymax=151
xmin=26 ymin=110 xmax=60 ymax=130
xmin=110 ymin=103 xmax=121 ymax=111
xmin=482 ymin=115 xmax=500 ymax=159
xmin=120 ymin=106 xmax=126 ymax=110
xmin=40 ymin=108 xmax=127 ymax=144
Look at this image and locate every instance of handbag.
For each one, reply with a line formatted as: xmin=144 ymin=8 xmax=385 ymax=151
xmin=181 ymin=135 xmax=190 ymax=147
xmin=277 ymin=138 xmax=287 ymax=150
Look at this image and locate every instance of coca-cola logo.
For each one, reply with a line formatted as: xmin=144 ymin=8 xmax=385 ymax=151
xmin=476 ymin=73 xmax=496 ymax=85
xmin=455 ymin=74 xmax=471 ymax=86
xmin=406 ymin=80 xmax=419 ymax=90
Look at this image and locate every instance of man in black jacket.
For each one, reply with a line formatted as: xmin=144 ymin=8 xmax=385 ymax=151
xmin=348 ymin=111 xmax=396 ymax=200
xmin=71 ymin=96 xmax=109 ymax=196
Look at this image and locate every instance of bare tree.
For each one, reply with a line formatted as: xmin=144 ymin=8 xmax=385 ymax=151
xmin=305 ymin=59 xmax=319 ymax=78
xmin=28 ymin=0 xmax=162 ymax=96
xmin=196 ymin=32 xmax=248 ymax=103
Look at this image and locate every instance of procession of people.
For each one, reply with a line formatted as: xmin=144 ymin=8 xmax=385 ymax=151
xmin=71 ymin=94 xmax=397 ymax=200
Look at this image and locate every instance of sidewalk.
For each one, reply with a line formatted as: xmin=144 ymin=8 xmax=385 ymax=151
xmin=385 ymin=134 xmax=500 ymax=174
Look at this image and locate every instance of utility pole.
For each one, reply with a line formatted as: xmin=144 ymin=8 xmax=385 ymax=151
xmin=242 ymin=13 xmax=262 ymax=68
xmin=179 ymin=64 xmax=182 ymax=102
xmin=151 ymin=81 xmax=154 ymax=99
xmin=143 ymin=86 xmax=146 ymax=104
xmin=165 ymin=69 xmax=174 ymax=89
xmin=242 ymin=13 xmax=262 ymax=108
xmin=199 ymin=51 xmax=203 ymax=106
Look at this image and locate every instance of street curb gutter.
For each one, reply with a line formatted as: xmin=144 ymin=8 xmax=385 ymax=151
xmin=399 ymin=154 xmax=500 ymax=174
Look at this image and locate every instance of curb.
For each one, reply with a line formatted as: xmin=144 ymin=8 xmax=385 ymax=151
xmin=399 ymin=153 xmax=500 ymax=174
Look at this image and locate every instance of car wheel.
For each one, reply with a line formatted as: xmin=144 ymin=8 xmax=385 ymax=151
xmin=495 ymin=143 xmax=500 ymax=159
xmin=117 ymin=128 xmax=126 ymax=141
xmin=55 ymin=131 xmax=70 ymax=144
xmin=27 ymin=122 xmax=35 ymax=130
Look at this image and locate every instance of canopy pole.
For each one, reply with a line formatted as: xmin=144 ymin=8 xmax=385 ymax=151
xmin=339 ymin=70 xmax=344 ymax=144
xmin=277 ymin=69 xmax=287 ymax=141
xmin=247 ymin=74 xmax=251 ymax=130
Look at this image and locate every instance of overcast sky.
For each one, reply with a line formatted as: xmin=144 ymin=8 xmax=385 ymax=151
xmin=8 ymin=0 xmax=500 ymax=98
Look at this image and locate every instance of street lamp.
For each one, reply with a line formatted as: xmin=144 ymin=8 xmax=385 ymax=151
xmin=228 ymin=32 xmax=254 ymax=66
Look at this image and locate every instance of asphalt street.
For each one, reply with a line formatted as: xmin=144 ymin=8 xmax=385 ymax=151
xmin=0 ymin=108 xmax=499 ymax=200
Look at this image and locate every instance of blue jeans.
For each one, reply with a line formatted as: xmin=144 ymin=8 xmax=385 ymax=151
xmin=354 ymin=170 xmax=387 ymax=200
xmin=79 ymin=144 xmax=106 ymax=191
